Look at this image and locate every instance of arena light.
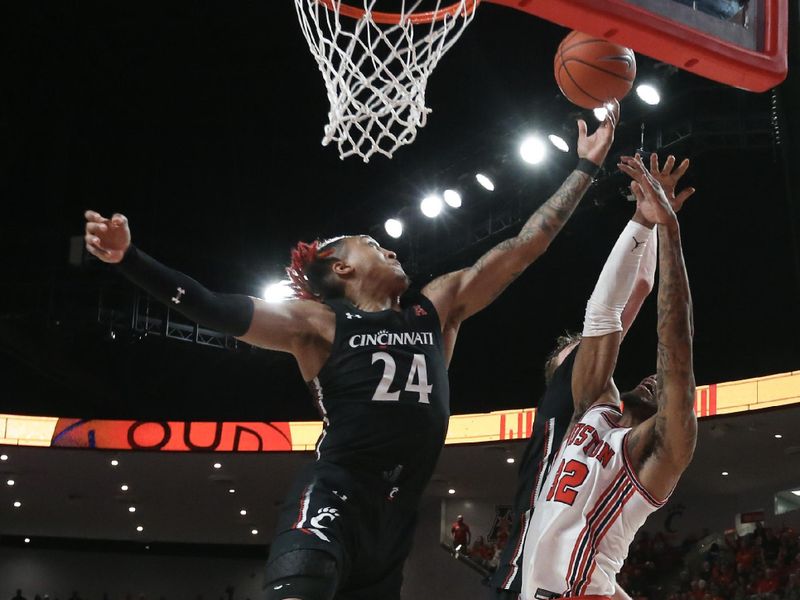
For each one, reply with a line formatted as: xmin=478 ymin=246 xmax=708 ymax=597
xmin=136 ymin=526 xmax=144 ymax=532
xmin=384 ymin=218 xmax=404 ymax=239
xmin=774 ymin=434 xmax=783 ymax=439
xmin=251 ymin=529 xmax=259 ymax=535
xmin=721 ymin=471 xmax=729 ymax=476
xmin=120 ymin=484 xmax=129 ymax=492
xmin=110 ymin=459 xmax=119 ymax=466
xmin=636 ymin=83 xmax=661 ymax=105
xmin=475 ymin=173 xmax=495 ymax=191
xmin=240 ymin=509 xmax=247 ymax=516
xmin=792 ymin=490 xmax=800 ymax=497
xmin=420 ymin=195 xmax=444 ymax=218
xmin=262 ymin=281 xmax=294 ymax=304
xmin=228 ymin=488 xmax=236 ymax=494
xmin=520 ymin=136 xmax=547 ymax=165
xmin=548 ymin=134 xmax=570 ymax=153
xmin=448 ymin=488 xmax=456 ymax=495
xmin=129 ymin=506 xmax=136 ymax=513
xmin=6 ymin=479 xmax=14 ymax=486
xmin=506 ymin=457 xmax=515 ymax=464
xmin=24 ymin=538 xmax=30 ymax=544
xmin=0 ymin=454 xmax=7 ymax=461
xmin=13 ymin=501 xmax=21 ymax=508
xmin=593 ymin=107 xmax=608 ymax=121
xmin=443 ymin=189 xmax=462 ymax=208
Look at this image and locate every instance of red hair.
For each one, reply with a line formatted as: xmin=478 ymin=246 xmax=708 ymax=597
xmin=286 ymin=240 xmax=338 ymax=301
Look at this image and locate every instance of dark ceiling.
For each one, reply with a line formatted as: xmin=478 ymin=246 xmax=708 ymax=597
xmin=1 ymin=2 xmax=799 ymax=422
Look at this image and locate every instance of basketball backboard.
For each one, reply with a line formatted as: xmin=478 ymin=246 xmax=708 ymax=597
xmin=487 ymin=0 xmax=788 ymax=92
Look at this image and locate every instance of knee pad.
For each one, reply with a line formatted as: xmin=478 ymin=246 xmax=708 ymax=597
xmin=264 ymin=549 xmax=339 ymax=600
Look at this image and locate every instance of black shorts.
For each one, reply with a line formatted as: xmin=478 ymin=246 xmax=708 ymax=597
xmin=266 ymin=461 xmax=419 ymax=600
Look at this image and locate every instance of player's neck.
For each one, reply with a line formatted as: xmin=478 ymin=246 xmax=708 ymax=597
xmin=346 ymin=284 xmax=402 ymax=313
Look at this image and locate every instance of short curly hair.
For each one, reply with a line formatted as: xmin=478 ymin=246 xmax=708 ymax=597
xmin=543 ymin=331 xmax=583 ymax=384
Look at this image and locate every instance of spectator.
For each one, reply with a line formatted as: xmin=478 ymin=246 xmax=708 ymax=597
xmin=11 ymin=591 xmax=26 ymax=600
xmin=450 ymin=514 xmax=471 ymax=551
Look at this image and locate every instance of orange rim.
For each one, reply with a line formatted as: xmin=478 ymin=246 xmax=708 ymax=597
xmin=316 ymin=0 xmax=480 ymax=25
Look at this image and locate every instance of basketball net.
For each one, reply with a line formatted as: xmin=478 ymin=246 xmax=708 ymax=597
xmin=294 ymin=0 xmax=479 ymax=162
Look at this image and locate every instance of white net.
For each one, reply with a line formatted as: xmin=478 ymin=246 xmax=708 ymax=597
xmin=294 ymin=0 xmax=479 ymax=162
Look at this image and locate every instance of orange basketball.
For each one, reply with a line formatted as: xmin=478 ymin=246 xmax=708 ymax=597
xmin=554 ymin=30 xmax=636 ymax=110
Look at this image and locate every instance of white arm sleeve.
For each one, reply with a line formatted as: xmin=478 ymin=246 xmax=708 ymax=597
xmin=583 ymin=220 xmax=654 ymax=338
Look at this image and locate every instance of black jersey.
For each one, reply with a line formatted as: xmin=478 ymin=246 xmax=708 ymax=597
xmin=308 ymin=292 xmax=450 ymax=495
xmin=490 ymin=344 xmax=579 ymax=594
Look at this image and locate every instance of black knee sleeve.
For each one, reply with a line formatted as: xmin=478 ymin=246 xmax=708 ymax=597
xmin=264 ymin=549 xmax=339 ymax=600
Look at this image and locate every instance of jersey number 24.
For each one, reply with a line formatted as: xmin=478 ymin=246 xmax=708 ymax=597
xmin=371 ymin=352 xmax=433 ymax=404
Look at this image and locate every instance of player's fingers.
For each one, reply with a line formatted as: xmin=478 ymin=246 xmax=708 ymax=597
xmin=84 ymin=210 xmax=107 ymax=223
xmin=86 ymin=222 xmax=108 ymax=235
xmin=663 ymin=155 xmax=676 ymax=175
xmin=606 ymin=98 xmax=620 ymax=126
xmin=650 ymin=152 xmax=659 ymax=174
xmin=630 ymin=180 xmax=646 ymax=203
xmin=111 ymin=213 xmax=128 ymax=226
xmin=577 ymin=119 xmax=588 ymax=138
xmin=617 ymin=162 xmax=642 ymax=180
xmin=675 ymin=187 xmax=696 ymax=207
xmin=673 ymin=158 xmax=690 ymax=180
xmin=85 ymin=235 xmax=109 ymax=254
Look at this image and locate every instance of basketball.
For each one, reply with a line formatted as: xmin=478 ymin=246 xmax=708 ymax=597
xmin=554 ymin=30 xmax=637 ymax=110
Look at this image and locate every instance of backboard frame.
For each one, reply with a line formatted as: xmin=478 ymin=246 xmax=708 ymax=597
xmin=486 ymin=0 xmax=788 ymax=92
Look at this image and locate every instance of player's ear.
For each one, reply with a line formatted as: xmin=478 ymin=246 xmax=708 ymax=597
xmin=332 ymin=259 xmax=354 ymax=277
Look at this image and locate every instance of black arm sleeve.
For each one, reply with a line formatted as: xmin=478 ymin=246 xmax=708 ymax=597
xmin=116 ymin=245 xmax=255 ymax=337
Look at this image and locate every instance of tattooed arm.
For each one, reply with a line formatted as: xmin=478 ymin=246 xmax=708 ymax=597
xmin=624 ymin=157 xmax=697 ymax=502
xmin=423 ymin=101 xmax=620 ymax=349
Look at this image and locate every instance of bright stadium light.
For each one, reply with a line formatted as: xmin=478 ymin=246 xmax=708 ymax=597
xmin=262 ymin=281 xmax=294 ymax=303
xmin=475 ymin=173 xmax=495 ymax=191
xmin=548 ymin=134 xmax=570 ymax=153
xmin=636 ymin=84 xmax=661 ymax=105
xmin=420 ymin=195 xmax=443 ymax=218
xmin=385 ymin=218 xmax=403 ymax=239
xmin=520 ymin=136 xmax=547 ymax=165
xmin=443 ymin=189 xmax=462 ymax=208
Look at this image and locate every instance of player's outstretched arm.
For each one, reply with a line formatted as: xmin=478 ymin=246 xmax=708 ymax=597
xmin=84 ymin=211 xmax=327 ymax=370
xmin=623 ymin=158 xmax=697 ymax=502
xmin=422 ymin=100 xmax=620 ymax=329
xmin=572 ymin=153 xmax=695 ymax=414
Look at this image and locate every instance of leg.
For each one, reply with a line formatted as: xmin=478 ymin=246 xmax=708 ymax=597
xmin=264 ymin=549 xmax=339 ymax=600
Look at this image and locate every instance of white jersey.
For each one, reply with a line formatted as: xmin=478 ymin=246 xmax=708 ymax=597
xmin=520 ymin=404 xmax=667 ymax=599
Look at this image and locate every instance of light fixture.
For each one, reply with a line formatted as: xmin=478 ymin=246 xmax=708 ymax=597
xmin=384 ymin=218 xmax=403 ymax=239
xmin=129 ymin=506 xmax=136 ymax=513
xmin=110 ymin=459 xmax=119 ymax=466
xmin=775 ymin=434 xmax=783 ymax=439
xmin=520 ymin=136 xmax=547 ymax=165
xmin=443 ymin=189 xmax=462 ymax=208
xmin=240 ymin=509 xmax=247 ymax=516
xmin=13 ymin=501 xmax=21 ymax=508
xmin=475 ymin=173 xmax=495 ymax=191
xmin=448 ymin=488 xmax=456 ymax=495
xmin=548 ymin=134 xmax=570 ymax=153
xmin=636 ymin=84 xmax=661 ymax=105
xmin=251 ymin=529 xmax=259 ymax=535
xmin=136 ymin=526 xmax=144 ymax=532
xmin=24 ymin=538 xmax=30 ymax=544
xmin=420 ymin=195 xmax=444 ymax=218
xmin=6 ymin=479 xmax=14 ymax=486
xmin=506 ymin=457 xmax=515 ymax=464
xmin=0 ymin=454 xmax=8 ymax=461
xmin=213 ymin=462 xmax=222 ymax=470
xmin=593 ymin=107 xmax=608 ymax=122
xmin=228 ymin=489 xmax=236 ymax=494
xmin=120 ymin=484 xmax=129 ymax=492
xmin=262 ymin=281 xmax=294 ymax=304
xmin=792 ymin=490 xmax=800 ymax=497
xmin=721 ymin=471 xmax=729 ymax=476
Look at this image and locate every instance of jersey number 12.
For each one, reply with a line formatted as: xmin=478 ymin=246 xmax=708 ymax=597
xmin=372 ymin=352 xmax=433 ymax=404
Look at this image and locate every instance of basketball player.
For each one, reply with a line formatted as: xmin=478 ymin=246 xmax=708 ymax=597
xmin=490 ymin=153 xmax=694 ymax=600
xmin=83 ymin=102 xmax=620 ymax=600
xmin=519 ymin=155 xmax=696 ymax=600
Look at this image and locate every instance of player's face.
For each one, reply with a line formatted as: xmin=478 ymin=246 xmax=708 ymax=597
xmin=345 ymin=236 xmax=410 ymax=290
xmin=620 ymin=374 xmax=658 ymax=423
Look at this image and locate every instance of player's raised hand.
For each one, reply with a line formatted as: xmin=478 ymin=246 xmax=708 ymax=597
xmin=577 ymin=98 xmax=620 ymax=166
xmin=622 ymin=155 xmax=677 ymax=226
xmin=620 ymin=153 xmax=696 ymax=213
xmin=84 ymin=210 xmax=131 ymax=263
